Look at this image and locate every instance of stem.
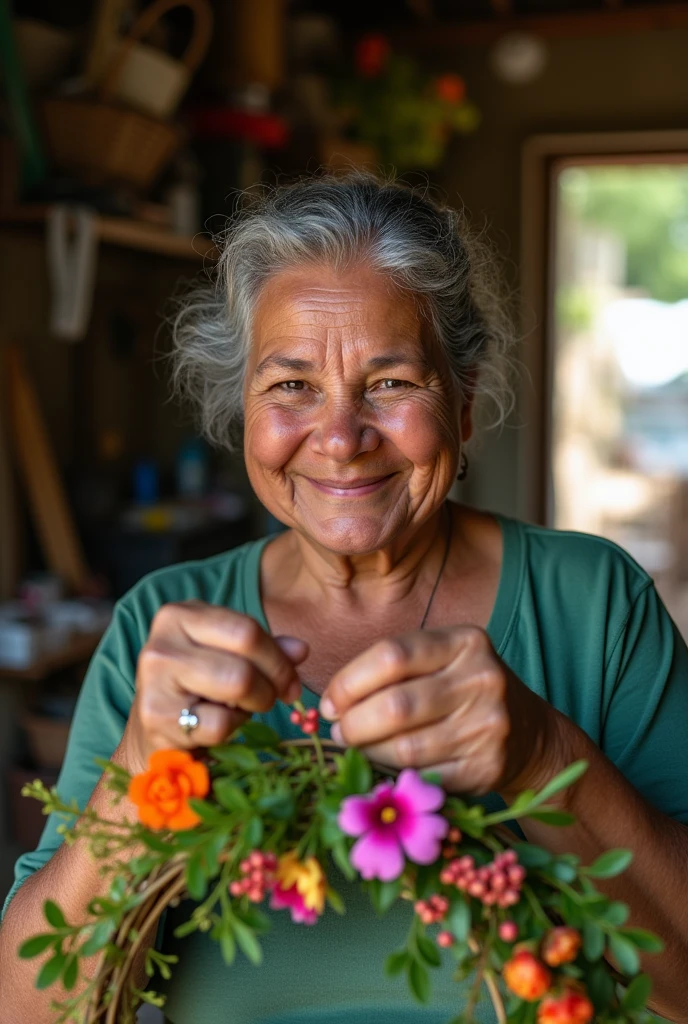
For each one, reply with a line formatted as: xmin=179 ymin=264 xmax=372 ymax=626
xmin=464 ymin=935 xmax=492 ymax=1022
xmin=467 ymin=935 xmax=507 ymax=1024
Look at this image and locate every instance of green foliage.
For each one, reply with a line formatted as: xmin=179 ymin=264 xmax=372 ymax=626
xmin=560 ymin=165 xmax=688 ymax=303
xmin=20 ymin=730 xmax=661 ymax=1024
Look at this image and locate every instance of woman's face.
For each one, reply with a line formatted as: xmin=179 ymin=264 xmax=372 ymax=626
xmin=244 ymin=264 xmax=472 ymax=554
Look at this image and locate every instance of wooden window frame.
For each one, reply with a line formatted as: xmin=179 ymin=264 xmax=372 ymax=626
xmin=519 ymin=130 xmax=688 ymax=525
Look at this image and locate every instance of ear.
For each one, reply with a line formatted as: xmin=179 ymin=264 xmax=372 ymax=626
xmin=458 ymin=368 xmax=478 ymax=443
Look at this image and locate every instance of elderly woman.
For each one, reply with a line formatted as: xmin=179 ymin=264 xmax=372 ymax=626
xmin=2 ymin=173 xmax=687 ymax=1024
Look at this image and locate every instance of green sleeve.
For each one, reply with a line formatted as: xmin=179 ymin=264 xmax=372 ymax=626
xmin=602 ymin=581 xmax=688 ymax=824
xmin=2 ymin=601 xmax=140 ymax=918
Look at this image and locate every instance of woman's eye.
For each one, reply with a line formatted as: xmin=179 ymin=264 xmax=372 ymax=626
xmin=377 ymin=379 xmax=412 ymax=390
xmin=277 ymin=380 xmax=306 ymax=391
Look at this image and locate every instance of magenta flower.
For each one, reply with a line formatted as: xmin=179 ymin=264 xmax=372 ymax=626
xmin=338 ymin=769 xmax=449 ymax=882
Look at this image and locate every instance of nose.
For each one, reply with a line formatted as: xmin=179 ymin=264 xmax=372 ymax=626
xmin=309 ymin=398 xmax=380 ymax=462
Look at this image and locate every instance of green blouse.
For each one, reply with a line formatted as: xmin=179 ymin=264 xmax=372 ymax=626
xmin=5 ymin=515 xmax=688 ymax=1023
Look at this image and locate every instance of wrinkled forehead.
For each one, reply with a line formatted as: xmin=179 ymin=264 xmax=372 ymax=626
xmin=248 ymin=265 xmax=436 ymax=370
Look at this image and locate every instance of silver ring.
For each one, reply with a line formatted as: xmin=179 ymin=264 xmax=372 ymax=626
xmin=178 ymin=707 xmax=200 ymax=736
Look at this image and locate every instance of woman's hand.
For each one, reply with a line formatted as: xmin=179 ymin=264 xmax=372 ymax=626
xmin=319 ymin=627 xmax=560 ymax=796
xmin=121 ymin=601 xmax=308 ymax=775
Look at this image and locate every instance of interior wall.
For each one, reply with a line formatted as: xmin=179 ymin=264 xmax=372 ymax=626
xmin=438 ymin=27 xmax=688 ymax=521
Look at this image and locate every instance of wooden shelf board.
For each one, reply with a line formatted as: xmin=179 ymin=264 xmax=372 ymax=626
xmin=0 ymin=631 xmax=103 ymax=682
xmin=0 ymin=205 xmax=217 ymax=261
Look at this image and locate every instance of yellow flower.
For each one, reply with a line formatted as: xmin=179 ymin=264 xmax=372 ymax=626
xmin=275 ymin=852 xmax=326 ymax=914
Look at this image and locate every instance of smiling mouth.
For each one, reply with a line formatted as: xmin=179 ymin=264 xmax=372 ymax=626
xmin=305 ymin=474 xmax=395 ymax=496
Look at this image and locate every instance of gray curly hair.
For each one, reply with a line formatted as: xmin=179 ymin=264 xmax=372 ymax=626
xmin=170 ymin=171 xmax=515 ymax=451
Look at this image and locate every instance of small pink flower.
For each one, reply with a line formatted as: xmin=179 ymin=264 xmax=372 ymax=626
xmin=338 ymin=769 xmax=449 ymax=882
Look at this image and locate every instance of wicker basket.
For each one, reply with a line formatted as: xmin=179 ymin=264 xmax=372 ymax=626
xmin=40 ymin=96 xmax=183 ymax=190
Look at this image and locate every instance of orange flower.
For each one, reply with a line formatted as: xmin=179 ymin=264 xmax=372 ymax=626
xmin=128 ymin=749 xmax=209 ymax=831
xmin=435 ymin=73 xmax=466 ymax=104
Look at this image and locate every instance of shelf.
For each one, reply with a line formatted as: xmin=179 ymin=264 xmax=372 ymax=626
xmin=0 ymin=205 xmax=217 ymax=261
xmin=0 ymin=631 xmax=103 ymax=682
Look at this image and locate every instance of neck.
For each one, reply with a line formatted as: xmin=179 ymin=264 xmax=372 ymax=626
xmin=277 ymin=503 xmax=451 ymax=612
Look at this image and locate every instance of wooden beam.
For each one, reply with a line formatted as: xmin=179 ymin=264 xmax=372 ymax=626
xmin=397 ymin=3 xmax=688 ymax=49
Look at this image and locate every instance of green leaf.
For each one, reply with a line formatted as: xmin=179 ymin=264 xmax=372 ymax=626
xmin=235 ymin=906 xmax=271 ymax=933
xmin=341 ymin=747 xmax=373 ymax=795
xmin=173 ymin=918 xmax=200 ymax=939
xmin=240 ymin=721 xmax=281 ymax=750
xmin=618 ymin=928 xmax=664 ymax=953
xmin=18 ymin=933 xmax=55 ymax=958
xmin=326 ymin=886 xmax=345 ymax=915
xmin=609 ymin=932 xmax=641 ymax=976
xmin=369 ymin=878 xmax=402 ymax=915
xmin=446 ymin=899 xmax=471 ymax=942
xmin=584 ymin=849 xmax=633 ymax=879
xmin=80 ymin=920 xmax=115 ymax=957
xmin=582 ymin=921 xmax=605 ymax=962
xmin=597 ymin=901 xmax=630 ymax=927
xmin=511 ymin=843 xmax=552 ymax=868
xmin=532 ymin=760 xmax=588 ymax=805
xmin=331 ymin=839 xmax=356 ymax=881
xmin=43 ymin=900 xmax=66 ymax=929
xmin=186 ymin=852 xmax=208 ymax=902
xmin=622 ymin=973 xmax=653 ymax=1011
xmin=220 ymin=926 xmax=236 ymax=966
xmin=213 ymin=778 xmax=250 ymax=813
xmin=62 ymin=954 xmax=78 ymax=991
xmin=528 ymin=809 xmax=576 ymax=826
xmin=256 ymin=788 xmax=296 ymax=821
xmin=408 ymin=958 xmax=430 ymax=1003
xmin=244 ymin=815 xmax=263 ymax=848
xmin=210 ymin=744 xmax=260 ymax=770
xmin=141 ymin=832 xmax=174 ymax=853
xmin=587 ymin=961 xmax=615 ymax=1011
xmin=415 ymin=930 xmax=441 ymax=968
xmin=385 ymin=949 xmax=409 ymax=977
xmin=232 ymin=917 xmax=262 ymax=965
xmin=36 ymin=952 xmax=66 ymax=989
xmin=550 ymin=860 xmax=578 ymax=883
xmin=187 ymin=799 xmax=226 ymax=826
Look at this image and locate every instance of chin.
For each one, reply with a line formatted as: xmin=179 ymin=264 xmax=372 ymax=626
xmin=300 ymin=512 xmax=400 ymax=555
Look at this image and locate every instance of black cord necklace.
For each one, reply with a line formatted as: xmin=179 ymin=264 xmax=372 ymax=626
xmin=418 ymin=503 xmax=453 ymax=631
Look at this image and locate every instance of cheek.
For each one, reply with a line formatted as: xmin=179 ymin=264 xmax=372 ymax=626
xmin=380 ymin=397 xmax=458 ymax=466
xmin=244 ymin=404 xmax=307 ymax=474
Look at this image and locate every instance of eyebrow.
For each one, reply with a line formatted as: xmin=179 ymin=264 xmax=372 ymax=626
xmin=253 ymin=353 xmax=430 ymax=378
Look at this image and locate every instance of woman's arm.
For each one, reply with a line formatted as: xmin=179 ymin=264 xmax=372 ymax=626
xmin=0 ymin=742 xmax=145 ymax=1020
xmin=503 ymin=708 xmax=688 ymax=1022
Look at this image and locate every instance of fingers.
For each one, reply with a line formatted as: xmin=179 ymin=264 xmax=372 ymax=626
xmin=321 ymin=630 xmax=462 ymax=721
xmin=154 ymin=602 xmax=302 ymax=701
xmin=331 ymin=675 xmax=455 ymax=748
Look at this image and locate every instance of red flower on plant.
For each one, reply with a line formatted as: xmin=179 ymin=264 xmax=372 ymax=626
xmin=128 ymin=749 xmax=209 ymax=831
xmin=355 ymin=34 xmax=390 ymax=78
xmin=503 ymin=950 xmax=552 ymax=1001
xmin=434 ymin=73 xmax=466 ymax=104
xmin=537 ymin=988 xmax=594 ymax=1024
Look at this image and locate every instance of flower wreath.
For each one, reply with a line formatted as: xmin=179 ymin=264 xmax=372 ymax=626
xmin=20 ymin=705 xmax=662 ymax=1024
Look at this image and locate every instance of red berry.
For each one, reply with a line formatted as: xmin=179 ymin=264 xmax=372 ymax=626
xmin=499 ymin=920 xmax=518 ymax=943
xmin=442 ymin=844 xmax=458 ymax=859
xmin=508 ymin=864 xmax=526 ymax=886
xmin=537 ymin=989 xmax=594 ymax=1024
xmin=503 ymin=951 xmax=551 ymax=1001
xmin=290 ymin=710 xmax=303 ymax=725
xmin=249 ymin=851 xmax=264 ymax=868
xmin=240 ymin=858 xmax=251 ymax=873
xmin=437 ymin=930 xmax=455 ymax=948
xmin=302 ymin=719 xmax=318 ymax=734
xmin=229 ymin=880 xmax=244 ymax=897
xmin=448 ymin=827 xmax=462 ymax=843
xmin=542 ymin=927 xmax=583 ymax=968
xmin=439 ymin=869 xmax=454 ymax=885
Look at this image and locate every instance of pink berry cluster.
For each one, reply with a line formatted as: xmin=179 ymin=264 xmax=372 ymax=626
xmin=290 ymin=707 xmax=319 ymax=734
xmin=440 ymin=849 xmax=525 ymax=908
xmin=414 ymin=893 xmax=449 ymax=926
xmin=229 ymin=850 xmax=277 ymax=903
